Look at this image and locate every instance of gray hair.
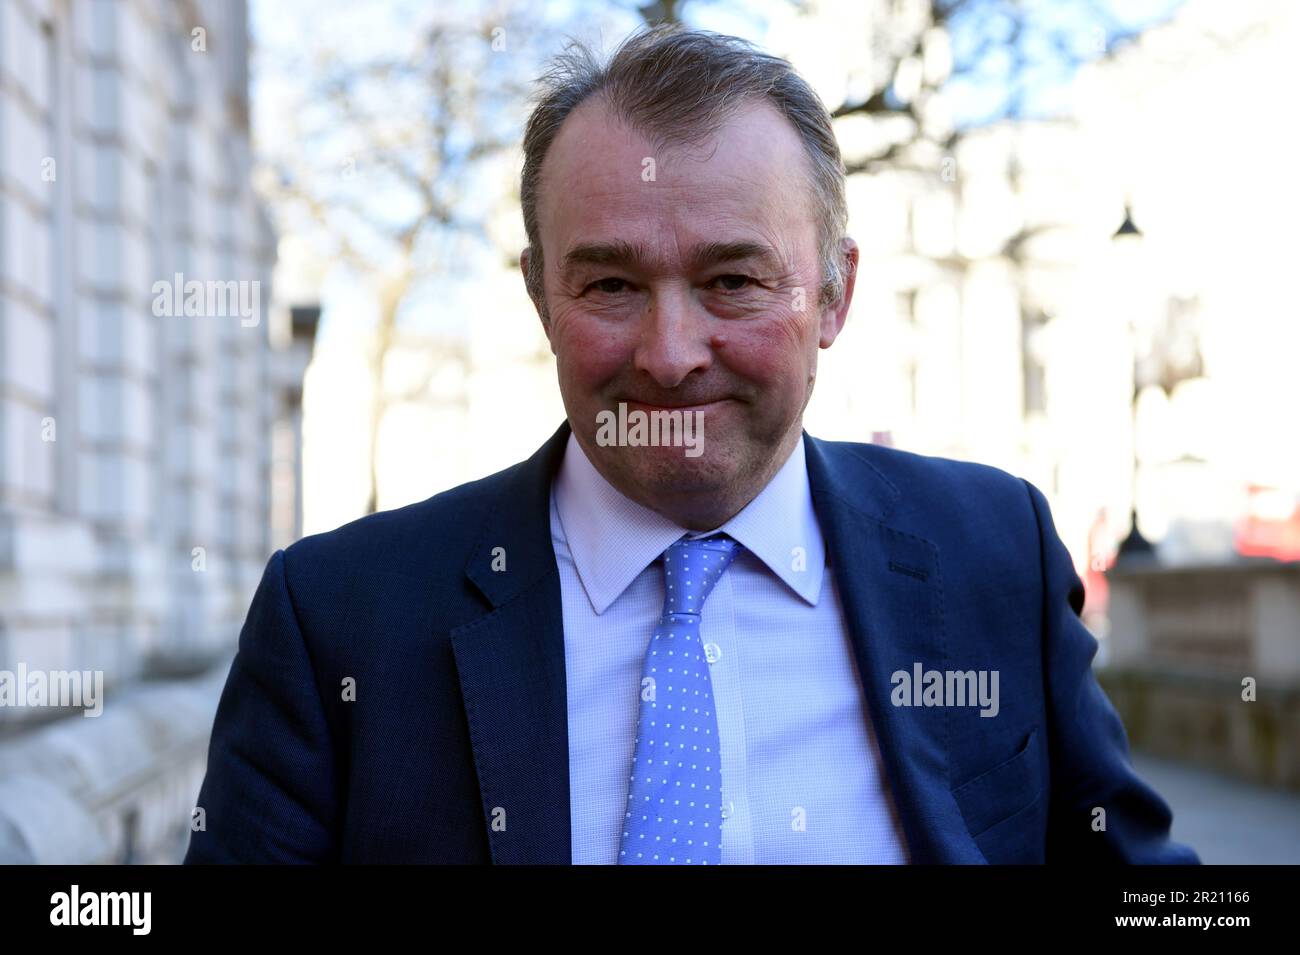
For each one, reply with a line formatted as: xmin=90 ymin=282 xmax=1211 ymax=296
xmin=520 ymin=23 xmax=850 ymax=318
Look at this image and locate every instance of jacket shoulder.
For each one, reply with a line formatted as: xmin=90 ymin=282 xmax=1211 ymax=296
xmin=819 ymin=438 xmax=1033 ymax=515
xmin=813 ymin=437 xmax=1047 ymax=579
xmin=279 ymin=459 xmax=526 ymax=583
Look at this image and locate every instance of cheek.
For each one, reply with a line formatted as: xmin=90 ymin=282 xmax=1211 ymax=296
xmin=551 ymin=310 xmax=630 ymax=387
xmin=719 ymin=312 xmax=816 ymax=387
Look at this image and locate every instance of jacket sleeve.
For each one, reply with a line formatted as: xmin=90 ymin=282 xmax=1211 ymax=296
xmin=1022 ymin=479 xmax=1200 ymax=864
xmin=184 ymin=548 xmax=341 ymax=863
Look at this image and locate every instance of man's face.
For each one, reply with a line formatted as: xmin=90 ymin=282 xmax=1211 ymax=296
xmin=524 ymin=96 xmax=857 ymax=525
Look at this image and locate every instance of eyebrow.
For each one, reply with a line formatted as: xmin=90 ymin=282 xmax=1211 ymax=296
xmin=559 ymin=239 xmax=785 ymax=276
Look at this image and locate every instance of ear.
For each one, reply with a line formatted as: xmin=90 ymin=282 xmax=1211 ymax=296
xmin=819 ymin=236 xmax=859 ymax=349
xmin=520 ymin=245 xmax=548 ymax=319
xmin=519 ymin=246 xmax=533 ymax=306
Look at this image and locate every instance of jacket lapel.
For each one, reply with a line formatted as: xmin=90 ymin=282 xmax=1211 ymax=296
xmin=804 ymin=433 xmax=985 ymax=863
xmin=450 ymin=420 xmax=574 ymax=863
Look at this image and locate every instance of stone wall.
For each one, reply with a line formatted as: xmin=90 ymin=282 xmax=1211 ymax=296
xmin=0 ymin=0 xmax=309 ymax=862
xmin=1101 ymin=559 xmax=1300 ymax=790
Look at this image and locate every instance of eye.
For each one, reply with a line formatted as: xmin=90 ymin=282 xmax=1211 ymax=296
xmin=708 ymin=274 xmax=756 ymax=292
xmin=584 ymin=277 xmax=631 ymax=295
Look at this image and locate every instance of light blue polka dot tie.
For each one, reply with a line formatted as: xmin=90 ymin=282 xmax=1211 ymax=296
xmin=619 ymin=533 xmax=742 ymax=865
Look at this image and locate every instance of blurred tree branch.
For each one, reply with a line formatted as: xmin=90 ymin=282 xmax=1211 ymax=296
xmin=260 ymin=4 xmax=571 ymax=513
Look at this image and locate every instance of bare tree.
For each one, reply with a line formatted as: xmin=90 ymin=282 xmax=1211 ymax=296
xmin=260 ymin=6 xmax=564 ymax=513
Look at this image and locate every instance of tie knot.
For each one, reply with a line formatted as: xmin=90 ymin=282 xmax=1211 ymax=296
xmin=659 ymin=533 xmax=742 ymax=617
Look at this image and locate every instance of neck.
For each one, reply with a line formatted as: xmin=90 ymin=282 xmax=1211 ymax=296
xmin=580 ymin=424 xmax=803 ymax=531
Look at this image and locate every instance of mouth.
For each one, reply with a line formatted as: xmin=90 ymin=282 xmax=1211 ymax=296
xmin=622 ymin=398 xmax=733 ymax=414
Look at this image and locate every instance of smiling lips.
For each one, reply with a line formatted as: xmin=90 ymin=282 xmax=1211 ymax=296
xmin=623 ymin=398 xmax=731 ymax=411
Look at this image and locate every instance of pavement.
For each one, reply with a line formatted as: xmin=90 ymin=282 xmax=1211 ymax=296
xmin=1130 ymin=751 xmax=1300 ymax=864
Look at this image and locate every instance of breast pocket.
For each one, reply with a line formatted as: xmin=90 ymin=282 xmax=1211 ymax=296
xmin=951 ymin=727 xmax=1042 ymax=839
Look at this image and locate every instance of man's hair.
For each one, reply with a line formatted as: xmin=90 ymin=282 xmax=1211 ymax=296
xmin=520 ymin=23 xmax=850 ymax=318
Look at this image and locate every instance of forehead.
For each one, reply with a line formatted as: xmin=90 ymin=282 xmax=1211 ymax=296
xmin=537 ymin=96 xmax=816 ymax=269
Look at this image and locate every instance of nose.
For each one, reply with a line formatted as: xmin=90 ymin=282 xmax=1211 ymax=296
xmin=632 ymin=286 xmax=713 ymax=388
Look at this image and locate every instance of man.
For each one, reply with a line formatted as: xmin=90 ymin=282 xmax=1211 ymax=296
xmin=185 ymin=25 xmax=1198 ymax=864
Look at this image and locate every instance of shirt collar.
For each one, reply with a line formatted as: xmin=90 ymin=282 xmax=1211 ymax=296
xmin=552 ymin=430 xmax=826 ymax=614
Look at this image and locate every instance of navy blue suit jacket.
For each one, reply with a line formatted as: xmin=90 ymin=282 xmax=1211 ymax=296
xmin=184 ymin=419 xmax=1199 ymax=864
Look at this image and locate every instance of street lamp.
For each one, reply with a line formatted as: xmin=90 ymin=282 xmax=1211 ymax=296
xmin=1112 ymin=204 xmax=1157 ymax=564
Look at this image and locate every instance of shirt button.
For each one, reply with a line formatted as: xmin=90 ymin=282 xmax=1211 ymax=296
xmin=704 ymin=642 xmax=722 ymax=664
xmin=721 ymin=801 xmax=735 ymax=820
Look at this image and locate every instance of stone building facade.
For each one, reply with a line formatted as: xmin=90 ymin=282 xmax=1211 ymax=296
xmin=0 ymin=0 xmax=312 ymax=862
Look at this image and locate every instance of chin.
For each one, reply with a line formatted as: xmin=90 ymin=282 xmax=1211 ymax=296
xmin=617 ymin=445 xmax=745 ymax=498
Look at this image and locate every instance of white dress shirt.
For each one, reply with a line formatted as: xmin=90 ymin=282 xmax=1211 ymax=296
xmin=551 ymin=430 xmax=910 ymax=863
